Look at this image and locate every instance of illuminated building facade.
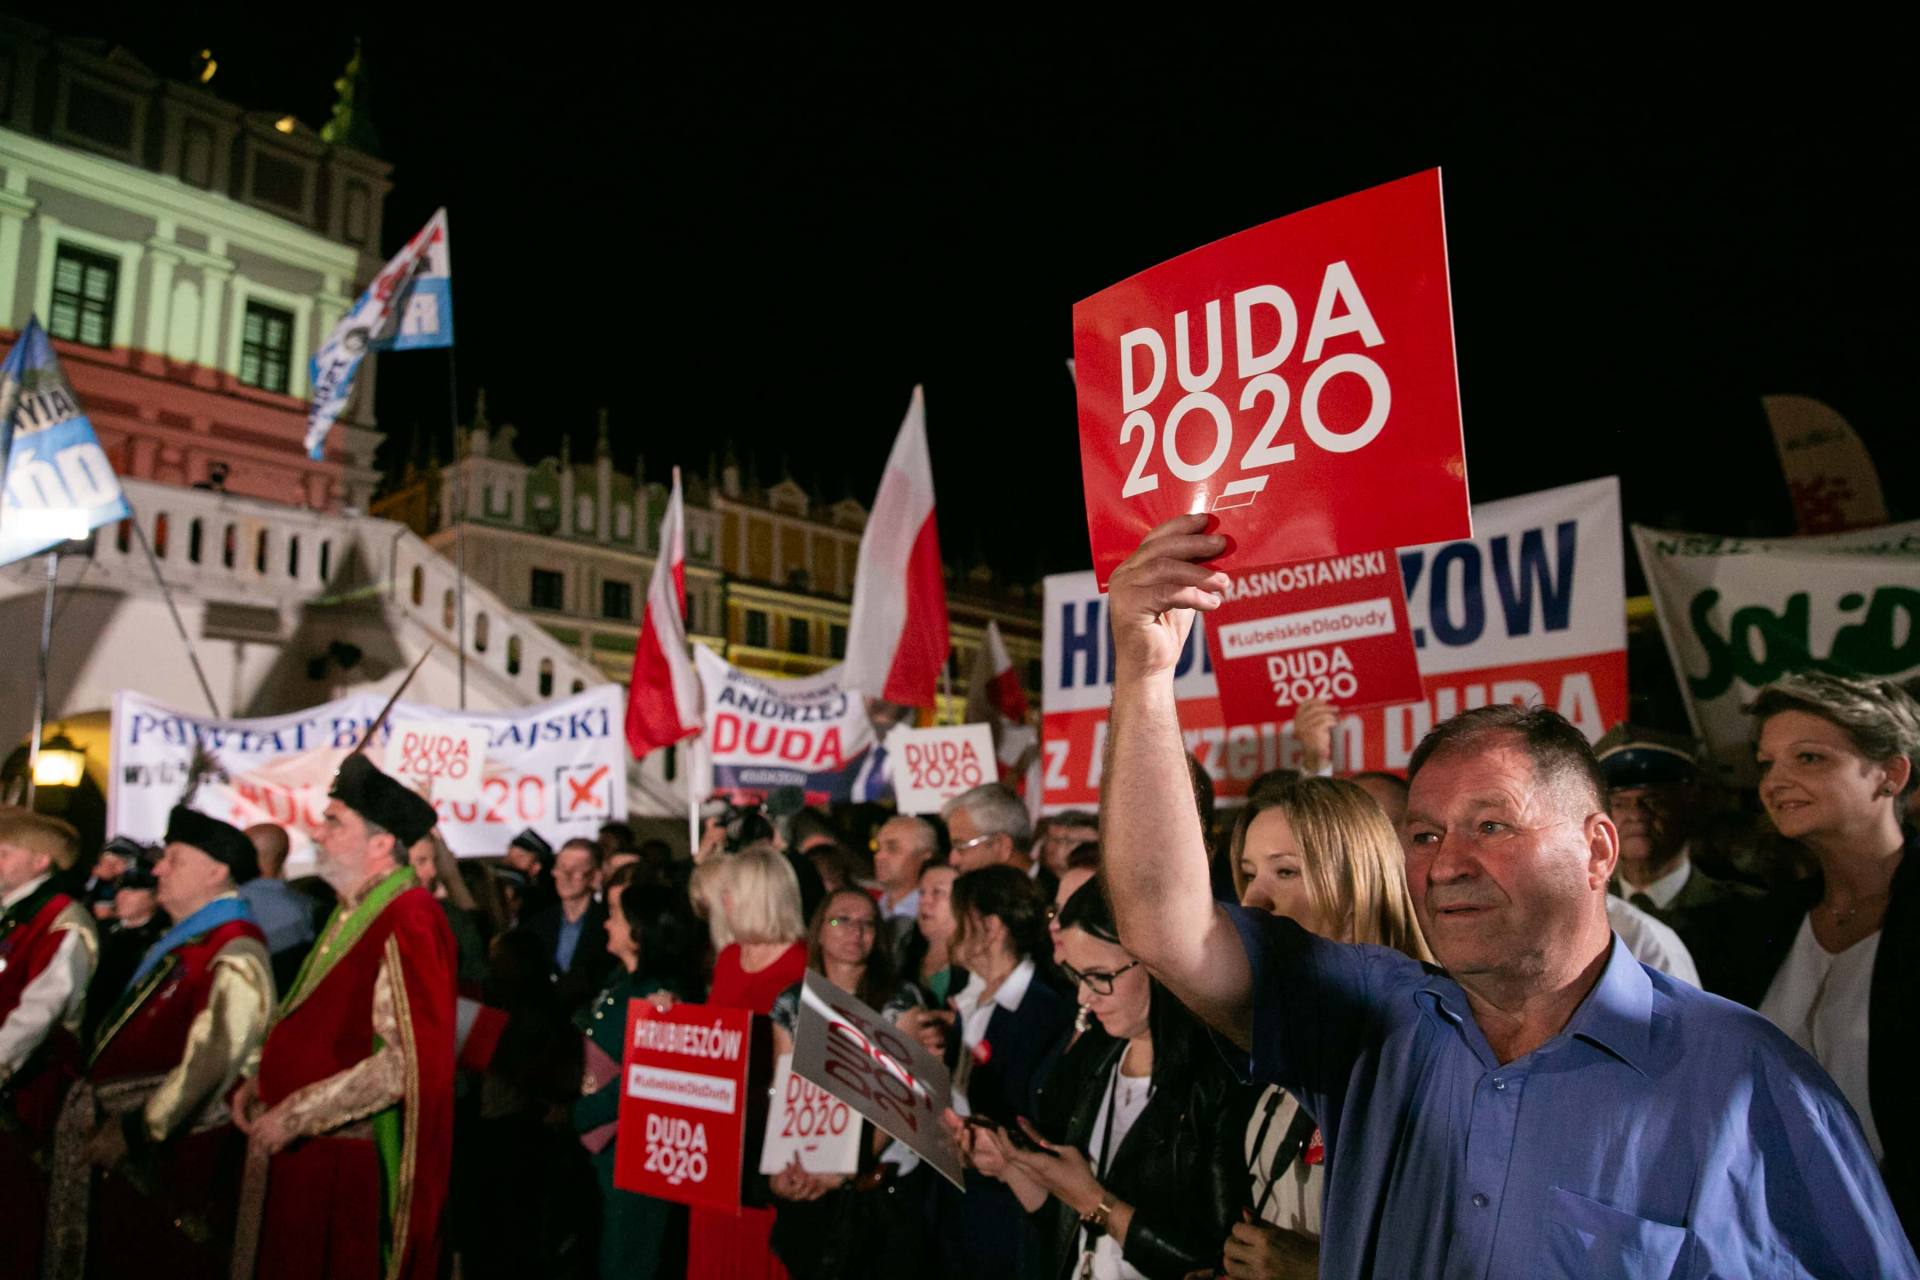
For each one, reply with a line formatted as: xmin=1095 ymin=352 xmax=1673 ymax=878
xmin=0 ymin=20 xmax=393 ymax=511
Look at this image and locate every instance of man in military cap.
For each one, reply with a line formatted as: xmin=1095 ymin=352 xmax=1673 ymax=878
xmin=230 ymin=754 xmax=456 ymax=1280
xmin=1598 ymin=723 xmax=1771 ymax=1003
xmin=46 ymin=806 xmax=274 ymax=1279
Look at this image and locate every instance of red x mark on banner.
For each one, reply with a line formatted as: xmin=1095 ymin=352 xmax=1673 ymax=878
xmin=559 ymin=764 xmax=613 ymax=819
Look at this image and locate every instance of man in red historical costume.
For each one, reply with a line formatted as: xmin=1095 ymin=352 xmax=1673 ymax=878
xmin=44 ymin=806 xmax=275 ymax=1280
xmin=229 ymin=755 xmax=456 ymax=1280
xmin=0 ymin=809 xmax=97 ymax=1279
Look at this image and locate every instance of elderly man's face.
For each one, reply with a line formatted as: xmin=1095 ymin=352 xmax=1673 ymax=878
xmin=0 ymin=840 xmax=50 ymax=896
xmin=1403 ymin=737 xmax=1613 ymax=987
xmin=316 ymin=800 xmax=388 ymax=892
xmin=945 ymin=808 xmax=1011 ymax=874
xmin=154 ymin=841 xmax=231 ymax=921
xmin=1609 ymin=784 xmax=1684 ymax=867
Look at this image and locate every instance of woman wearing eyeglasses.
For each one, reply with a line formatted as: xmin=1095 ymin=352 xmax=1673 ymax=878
xmin=1223 ymin=774 xmax=1431 ymax=1279
xmin=960 ymin=877 xmax=1255 ymax=1279
xmin=765 ymin=888 xmax=926 ymax=1278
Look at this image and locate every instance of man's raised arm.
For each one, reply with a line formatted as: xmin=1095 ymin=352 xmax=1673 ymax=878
xmin=1099 ymin=515 xmax=1254 ymax=1047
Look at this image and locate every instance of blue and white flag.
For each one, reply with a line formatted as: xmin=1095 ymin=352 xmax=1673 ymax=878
xmin=305 ymin=208 xmax=452 ymax=460
xmin=0 ymin=317 xmax=133 ymax=567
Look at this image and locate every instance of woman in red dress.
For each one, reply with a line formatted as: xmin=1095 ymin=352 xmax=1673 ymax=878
xmin=688 ymin=847 xmax=808 ymax=1279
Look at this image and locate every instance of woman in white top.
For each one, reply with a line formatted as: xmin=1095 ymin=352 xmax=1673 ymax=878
xmin=1226 ymin=773 xmax=1434 ymax=1279
xmin=1749 ymin=671 xmax=1920 ymax=1234
xmin=958 ymin=877 xmax=1252 ymax=1279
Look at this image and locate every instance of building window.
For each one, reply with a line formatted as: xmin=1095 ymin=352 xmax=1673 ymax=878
xmin=787 ymin=617 xmax=809 ymax=655
xmin=744 ymin=609 xmax=769 ymax=648
xmin=49 ymin=245 xmax=118 ymax=348
xmin=530 ymin=568 xmax=565 ymax=611
xmin=829 ymin=623 xmax=847 ymax=659
xmin=602 ymin=580 xmax=633 ymax=620
xmin=239 ymin=301 xmax=294 ymax=393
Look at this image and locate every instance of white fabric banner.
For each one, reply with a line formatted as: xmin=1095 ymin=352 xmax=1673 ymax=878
xmin=111 ymin=685 xmax=626 ymax=872
xmin=1633 ymin=519 xmax=1920 ymax=775
xmin=1041 ymin=478 xmax=1627 ymax=808
xmin=693 ymin=647 xmax=878 ymax=802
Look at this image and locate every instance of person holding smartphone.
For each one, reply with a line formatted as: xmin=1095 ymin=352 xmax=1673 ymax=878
xmin=957 ymin=878 xmax=1254 ymax=1279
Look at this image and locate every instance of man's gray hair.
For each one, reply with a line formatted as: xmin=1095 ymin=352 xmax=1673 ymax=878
xmin=941 ymin=783 xmax=1032 ymax=846
xmin=884 ymin=814 xmax=940 ymax=855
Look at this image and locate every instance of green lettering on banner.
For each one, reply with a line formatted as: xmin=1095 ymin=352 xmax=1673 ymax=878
xmin=1689 ymin=585 xmax=1920 ymax=699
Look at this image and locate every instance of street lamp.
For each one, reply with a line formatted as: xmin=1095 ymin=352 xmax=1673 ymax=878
xmin=32 ymin=731 xmax=86 ymax=789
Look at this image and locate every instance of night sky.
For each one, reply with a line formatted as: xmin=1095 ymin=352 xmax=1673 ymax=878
xmin=46 ymin=14 xmax=1920 ymax=586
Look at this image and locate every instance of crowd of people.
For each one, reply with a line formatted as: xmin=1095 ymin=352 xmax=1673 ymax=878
xmin=2 ymin=554 xmax=1917 ymax=1276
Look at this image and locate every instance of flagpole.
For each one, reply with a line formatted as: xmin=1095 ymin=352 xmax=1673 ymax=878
xmin=129 ymin=507 xmax=222 ymax=719
xmin=450 ymin=348 xmax=467 ymax=710
xmin=24 ymin=548 xmax=58 ymax=808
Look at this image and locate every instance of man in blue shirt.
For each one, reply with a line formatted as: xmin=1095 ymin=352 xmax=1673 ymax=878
xmin=1099 ymin=515 xmax=1914 ymax=1278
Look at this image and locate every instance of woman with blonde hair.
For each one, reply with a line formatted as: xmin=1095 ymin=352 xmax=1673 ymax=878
xmin=1222 ymin=773 xmax=1431 ymax=1279
xmin=1748 ymin=671 xmax=1920 ymax=1235
xmin=686 ymin=845 xmax=808 ymax=1279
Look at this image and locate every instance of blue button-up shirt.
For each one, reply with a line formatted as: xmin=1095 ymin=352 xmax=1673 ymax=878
xmin=1225 ymin=906 xmax=1916 ymax=1278
xmin=237 ymin=876 xmax=315 ymax=955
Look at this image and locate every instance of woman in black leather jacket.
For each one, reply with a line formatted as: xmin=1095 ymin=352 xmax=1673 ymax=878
xmin=962 ymin=877 xmax=1255 ymax=1279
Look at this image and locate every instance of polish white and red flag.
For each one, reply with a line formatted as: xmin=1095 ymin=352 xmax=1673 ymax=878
xmin=843 ymin=386 xmax=950 ymax=707
xmin=966 ymin=621 xmax=1029 ymax=724
xmin=624 ymin=467 xmax=703 ymax=757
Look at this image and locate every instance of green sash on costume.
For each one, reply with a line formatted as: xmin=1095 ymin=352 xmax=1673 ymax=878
xmin=274 ymin=865 xmax=418 ymax=1269
xmin=276 ymin=867 xmax=416 ymax=1016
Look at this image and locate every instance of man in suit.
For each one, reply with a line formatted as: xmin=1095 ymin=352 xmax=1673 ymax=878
xmin=1598 ymin=724 xmax=1772 ymax=1004
xmin=524 ymin=838 xmax=612 ymax=1014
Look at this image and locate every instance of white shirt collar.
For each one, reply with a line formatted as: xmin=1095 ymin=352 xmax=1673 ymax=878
xmin=1635 ymin=851 xmax=1694 ymax=910
xmin=955 ymin=955 xmax=1038 ymax=1016
xmin=878 ymin=887 xmax=919 ymax=919
xmin=2 ymin=874 xmax=51 ymax=910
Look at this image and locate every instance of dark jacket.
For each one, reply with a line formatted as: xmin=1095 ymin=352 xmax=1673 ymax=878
xmin=525 ymin=899 xmax=613 ymax=1013
xmin=967 ymin=968 xmax=1076 ymax=1127
xmin=1623 ymin=863 xmax=1775 ymax=1006
xmin=1037 ymin=1027 xmax=1255 ymax=1280
xmin=930 ymin=965 xmax=1076 ymax=1280
xmin=1753 ymin=828 xmax=1919 ymax=1237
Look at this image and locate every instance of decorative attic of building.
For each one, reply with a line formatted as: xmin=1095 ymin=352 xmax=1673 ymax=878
xmin=369 ymin=395 xmax=1043 ymax=697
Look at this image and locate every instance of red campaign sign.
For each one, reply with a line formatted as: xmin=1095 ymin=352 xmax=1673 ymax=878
xmin=613 ymin=1001 xmax=754 ymax=1212
xmin=1206 ymin=551 xmax=1425 ymax=727
xmin=1073 ymin=169 xmax=1470 ymax=588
